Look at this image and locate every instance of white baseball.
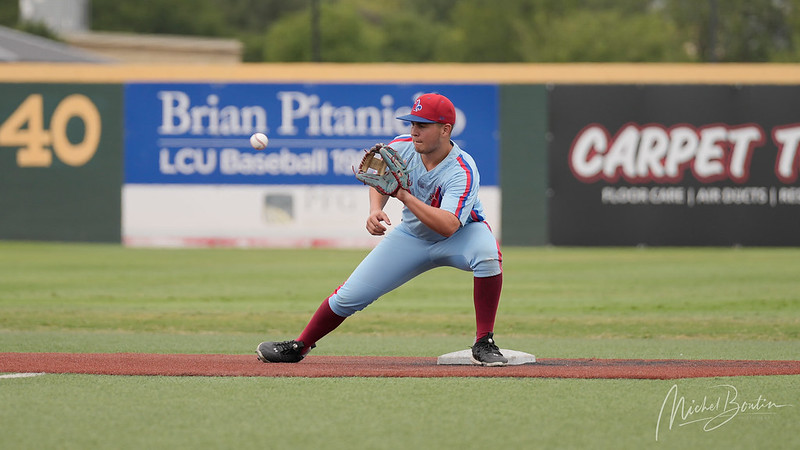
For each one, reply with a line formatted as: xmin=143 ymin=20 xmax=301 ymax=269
xmin=250 ymin=132 xmax=269 ymax=150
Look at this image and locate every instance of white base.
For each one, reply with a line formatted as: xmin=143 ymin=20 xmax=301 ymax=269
xmin=437 ymin=349 xmax=536 ymax=366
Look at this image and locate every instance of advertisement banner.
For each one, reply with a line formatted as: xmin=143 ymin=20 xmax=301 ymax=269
xmin=549 ymin=85 xmax=800 ymax=246
xmin=123 ymin=83 xmax=499 ymax=248
xmin=124 ymin=83 xmax=498 ymax=186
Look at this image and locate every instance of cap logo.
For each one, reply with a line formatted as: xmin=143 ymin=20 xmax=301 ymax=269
xmin=412 ymin=98 xmax=423 ymax=112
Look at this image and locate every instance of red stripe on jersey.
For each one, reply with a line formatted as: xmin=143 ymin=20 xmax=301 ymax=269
xmin=483 ymin=221 xmax=503 ymax=270
xmin=470 ymin=210 xmax=485 ymax=222
xmin=455 ymin=156 xmax=473 ymax=218
xmin=389 ymin=136 xmax=412 ymax=146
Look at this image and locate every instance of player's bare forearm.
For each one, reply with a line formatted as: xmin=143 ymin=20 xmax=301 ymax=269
xmin=369 ymin=187 xmax=390 ymax=212
xmin=366 ymin=188 xmax=392 ymax=236
xmin=395 ymin=189 xmax=460 ymax=237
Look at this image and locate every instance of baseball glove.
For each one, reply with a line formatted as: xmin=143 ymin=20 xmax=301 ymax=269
xmin=354 ymin=144 xmax=411 ymax=196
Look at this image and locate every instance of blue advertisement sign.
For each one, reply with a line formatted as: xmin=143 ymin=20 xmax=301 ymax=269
xmin=124 ymin=83 xmax=498 ymax=185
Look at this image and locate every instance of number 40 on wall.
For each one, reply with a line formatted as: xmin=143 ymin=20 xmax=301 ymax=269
xmin=0 ymin=94 xmax=101 ymax=167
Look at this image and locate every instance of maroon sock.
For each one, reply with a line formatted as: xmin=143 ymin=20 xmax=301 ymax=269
xmin=473 ymin=273 xmax=502 ymax=340
xmin=296 ymin=297 xmax=346 ymax=354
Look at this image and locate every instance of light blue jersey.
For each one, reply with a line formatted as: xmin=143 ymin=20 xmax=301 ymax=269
xmin=388 ymin=135 xmax=486 ymax=242
xmin=325 ymin=135 xmax=502 ymax=318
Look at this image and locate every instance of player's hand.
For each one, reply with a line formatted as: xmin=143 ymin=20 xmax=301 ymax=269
xmin=366 ymin=210 xmax=392 ymax=236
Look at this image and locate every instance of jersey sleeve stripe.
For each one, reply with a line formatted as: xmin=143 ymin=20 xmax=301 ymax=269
xmin=454 ymin=155 xmax=473 ymax=219
xmin=389 ymin=136 xmax=413 ymax=146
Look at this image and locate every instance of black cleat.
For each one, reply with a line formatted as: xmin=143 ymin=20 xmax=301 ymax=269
xmin=256 ymin=340 xmax=314 ymax=363
xmin=471 ymin=332 xmax=508 ymax=367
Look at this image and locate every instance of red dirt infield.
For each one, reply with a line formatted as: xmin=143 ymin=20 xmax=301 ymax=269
xmin=2 ymin=353 xmax=800 ymax=379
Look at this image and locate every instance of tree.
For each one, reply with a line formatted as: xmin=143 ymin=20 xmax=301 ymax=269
xmin=523 ymin=8 xmax=690 ymax=62
xmin=11 ymin=0 xmax=797 ymax=63
xmin=0 ymin=0 xmax=18 ymax=27
xmin=665 ymin=0 xmax=794 ymax=62
xmin=263 ymin=2 xmax=383 ymax=62
xmin=433 ymin=0 xmax=530 ymax=62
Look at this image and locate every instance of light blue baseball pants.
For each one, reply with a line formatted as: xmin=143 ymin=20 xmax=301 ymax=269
xmin=327 ymin=221 xmax=502 ymax=317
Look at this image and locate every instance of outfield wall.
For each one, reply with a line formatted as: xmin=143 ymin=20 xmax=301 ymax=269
xmin=0 ymin=83 xmax=122 ymax=243
xmin=1 ymin=64 xmax=798 ymax=246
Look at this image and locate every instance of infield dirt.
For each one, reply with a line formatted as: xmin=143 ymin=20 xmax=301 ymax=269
xmin=3 ymin=353 xmax=800 ymax=379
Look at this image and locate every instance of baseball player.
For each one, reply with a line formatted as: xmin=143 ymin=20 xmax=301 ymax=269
xmin=257 ymin=93 xmax=507 ymax=366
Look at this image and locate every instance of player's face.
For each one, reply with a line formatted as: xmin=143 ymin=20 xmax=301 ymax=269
xmin=409 ymin=122 xmax=450 ymax=155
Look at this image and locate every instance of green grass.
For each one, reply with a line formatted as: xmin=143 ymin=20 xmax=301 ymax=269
xmin=2 ymin=243 xmax=798 ymax=340
xmin=1 ymin=242 xmax=799 ymax=449
xmin=3 ymin=374 xmax=797 ymax=450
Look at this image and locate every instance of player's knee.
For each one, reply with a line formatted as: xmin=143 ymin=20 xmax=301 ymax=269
xmin=328 ymin=289 xmax=376 ymax=317
xmin=472 ymin=257 xmax=502 ymax=278
xmin=327 ymin=296 xmax=359 ymax=317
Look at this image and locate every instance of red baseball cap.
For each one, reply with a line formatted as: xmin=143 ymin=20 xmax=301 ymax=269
xmin=396 ymin=93 xmax=456 ymax=125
